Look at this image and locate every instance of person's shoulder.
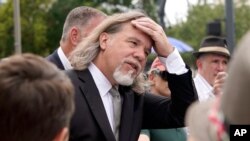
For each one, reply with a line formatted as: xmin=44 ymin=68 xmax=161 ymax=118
xmin=46 ymin=50 xmax=57 ymax=60
xmin=65 ymin=69 xmax=91 ymax=82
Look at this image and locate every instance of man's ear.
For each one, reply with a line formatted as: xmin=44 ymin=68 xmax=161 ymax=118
xmin=53 ymin=127 xmax=69 ymax=141
xmin=70 ymin=27 xmax=80 ymax=46
xmin=99 ymin=32 xmax=109 ymax=50
xmin=196 ymin=59 xmax=202 ymax=69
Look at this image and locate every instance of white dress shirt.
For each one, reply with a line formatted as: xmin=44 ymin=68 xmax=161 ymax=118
xmin=88 ymin=48 xmax=187 ymax=131
xmin=194 ymin=73 xmax=215 ymax=102
xmin=88 ymin=63 xmax=116 ymax=131
xmin=57 ymin=47 xmax=73 ymax=70
xmin=158 ymin=48 xmax=188 ymax=74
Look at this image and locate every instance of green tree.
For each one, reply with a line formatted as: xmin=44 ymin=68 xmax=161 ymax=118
xmin=0 ymin=0 xmax=160 ymax=58
xmin=5 ymin=0 xmax=249 ymax=62
xmin=234 ymin=3 xmax=250 ymax=43
xmin=0 ymin=0 xmax=53 ymax=58
xmin=45 ymin=0 xmax=159 ymax=56
xmin=0 ymin=2 xmax=14 ymax=57
xmin=167 ymin=4 xmax=225 ymax=52
xmin=45 ymin=0 xmax=87 ymax=54
xmin=166 ymin=4 xmax=224 ymax=66
xmin=166 ymin=2 xmax=250 ymax=66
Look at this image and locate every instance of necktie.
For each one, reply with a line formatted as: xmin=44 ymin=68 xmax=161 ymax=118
xmin=109 ymin=87 xmax=122 ymax=141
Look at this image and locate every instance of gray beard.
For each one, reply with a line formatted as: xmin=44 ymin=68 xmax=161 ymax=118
xmin=113 ymin=65 xmax=135 ymax=86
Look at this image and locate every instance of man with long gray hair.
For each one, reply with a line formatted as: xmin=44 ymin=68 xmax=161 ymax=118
xmin=68 ymin=10 xmax=197 ymax=141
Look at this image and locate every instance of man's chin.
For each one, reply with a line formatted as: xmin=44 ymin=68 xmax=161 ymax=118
xmin=119 ymin=80 xmax=134 ymax=86
xmin=113 ymin=70 xmax=135 ymax=86
xmin=115 ymin=76 xmax=134 ymax=86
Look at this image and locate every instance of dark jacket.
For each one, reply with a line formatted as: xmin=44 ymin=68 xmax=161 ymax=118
xmin=46 ymin=50 xmax=64 ymax=70
xmin=66 ymin=67 xmax=197 ymax=141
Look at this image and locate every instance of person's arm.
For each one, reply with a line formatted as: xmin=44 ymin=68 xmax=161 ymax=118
xmin=142 ymin=69 xmax=198 ymax=129
xmin=131 ymin=17 xmax=188 ymax=75
xmin=131 ymin=17 xmax=174 ymax=58
xmin=132 ymin=16 xmax=198 ymax=129
xmin=158 ymin=48 xmax=188 ymax=75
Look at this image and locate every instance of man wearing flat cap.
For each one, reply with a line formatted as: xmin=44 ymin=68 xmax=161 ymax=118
xmin=193 ymin=36 xmax=230 ymax=101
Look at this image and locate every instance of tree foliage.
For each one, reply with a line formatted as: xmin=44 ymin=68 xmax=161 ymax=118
xmin=234 ymin=3 xmax=250 ymax=43
xmin=166 ymin=2 xmax=250 ymax=66
xmin=0 ymin=0 xmax=159 ymax=58
xmin=0 ymin=2 xmax=13 ymax=57
xmin=0 ymin=0 xmax=52 ymax=57
xmin=45 ymin=0 xmax=86 ymax=54
xmin=0 ymin=0 xmax=250 ymax=61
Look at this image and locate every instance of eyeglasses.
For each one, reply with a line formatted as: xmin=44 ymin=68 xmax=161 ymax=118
xmin=150 ymin=69 xmax=168 ymax=81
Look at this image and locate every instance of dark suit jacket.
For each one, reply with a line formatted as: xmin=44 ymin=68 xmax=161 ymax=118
xmin=66 ymin=67 xmax=197 ymax=141
xmin=46 ymin=50 xmax=64 ymax=70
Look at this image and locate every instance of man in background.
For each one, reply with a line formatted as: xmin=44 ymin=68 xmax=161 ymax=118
xmin=0 ymin=53 xmax=74 ymax=141
xmin=193 ymin=36 xmax=230 ymax=101
xmin=47 ymin=6 xmax=107 ymax=70
xmin=186 ymin=31 xmax=250 ymax=141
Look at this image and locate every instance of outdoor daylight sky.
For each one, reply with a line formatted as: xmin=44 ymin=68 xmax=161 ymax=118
xmin=165 ymin=0 xmax=217 ymax=25
xmin=165 ymin=0 xmax=198 ymax=25
xmin=0 ymin=0 xmax=7 ymax=3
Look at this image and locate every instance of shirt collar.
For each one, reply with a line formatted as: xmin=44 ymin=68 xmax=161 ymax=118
xmin=57 ymin=47 xmax=73 ymax=70
xmin=196 ymin=73 xmax=213 ymax=90
xmin=88 ymin=62 xmax=112 ymax=97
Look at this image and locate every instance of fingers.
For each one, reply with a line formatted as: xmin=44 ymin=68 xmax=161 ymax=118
xmin=213 ymin=83 xmax=223 ymax=96
xmin=213 ymin=72 xmax=228 ymax=96
xmin=214 ymin=72 xmax=228 ymax=84
xmin=131 ymin=17 xmax=163 ymax=39
xmin=131 ymin=17 xmax=173 ymax=57
xmin=216 ymin=71 xmax=228 ymax=79
xmin=132 ymin=17 xmax=161 ymax=30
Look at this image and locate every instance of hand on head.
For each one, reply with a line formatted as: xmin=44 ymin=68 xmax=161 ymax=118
xmin=131 ymin=17 xmax=174 ymax=57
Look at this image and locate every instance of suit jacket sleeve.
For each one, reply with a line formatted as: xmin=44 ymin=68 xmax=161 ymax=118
xmin=141 ymin=67 xmax=198 ymax=129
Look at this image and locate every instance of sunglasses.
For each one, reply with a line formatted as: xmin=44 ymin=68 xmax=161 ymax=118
xmin=151 ymin=69 xmax=168 ymax=81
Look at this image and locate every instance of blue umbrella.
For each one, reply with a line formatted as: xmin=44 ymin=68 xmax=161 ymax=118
xmin=168 ymin=37 xmax=193 ymax=53
xmin=151 ymin=37 xmax=193 ymax=54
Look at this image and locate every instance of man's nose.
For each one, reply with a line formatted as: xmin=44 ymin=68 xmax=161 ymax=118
xmin=218 ymin=62 xmax=226 ymax=71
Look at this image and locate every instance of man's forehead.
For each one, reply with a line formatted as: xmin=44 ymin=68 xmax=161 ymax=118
xmin=120 ymin=25 xmax=153 ymax=45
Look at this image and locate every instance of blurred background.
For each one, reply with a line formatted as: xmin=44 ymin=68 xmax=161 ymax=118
xmin=0 ymin=0 xmax=250 ymax=68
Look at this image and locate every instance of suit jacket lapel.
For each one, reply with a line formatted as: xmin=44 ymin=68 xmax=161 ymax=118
xmin=76 ymin=69 xmax=115 ymax=141
xmin=119 ymin=86 xmax=135 ymax=141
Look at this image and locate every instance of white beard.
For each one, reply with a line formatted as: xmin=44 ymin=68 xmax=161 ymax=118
xmin=113 ymin=65 xmax=135 ymax=86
